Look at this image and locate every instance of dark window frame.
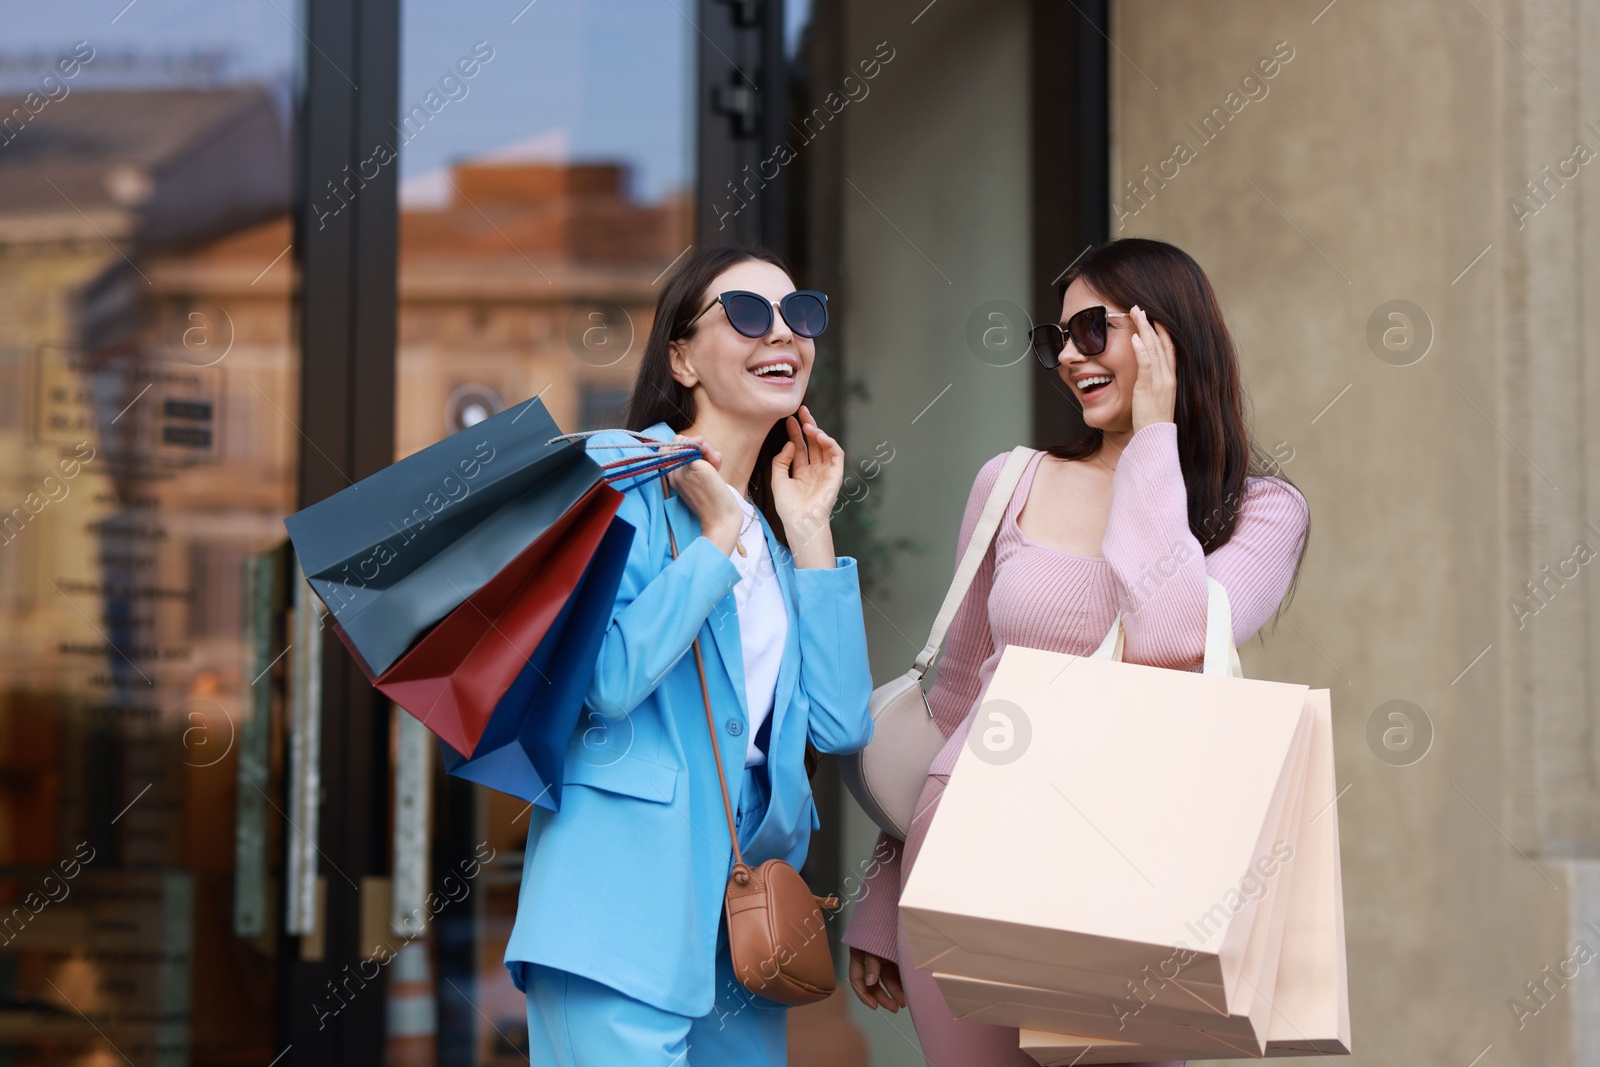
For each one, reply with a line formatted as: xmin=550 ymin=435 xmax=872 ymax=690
xmin=281 ymin=1 xmax=398 ymax=1063
xmin=1031 ymin=0 xmax=1110 ymax=450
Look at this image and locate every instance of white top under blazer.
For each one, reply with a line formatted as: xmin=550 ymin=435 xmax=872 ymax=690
xmin=723 ymin=482 xmax=788 ymax=767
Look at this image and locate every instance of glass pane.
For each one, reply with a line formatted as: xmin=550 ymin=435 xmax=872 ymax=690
xmin=396 ymin=0 xmax=694 ymax=460
xmin=392 ymin=2 xmax=694 ymax=1063
xmin=0 ymin=7 xmax=297 ymax=1065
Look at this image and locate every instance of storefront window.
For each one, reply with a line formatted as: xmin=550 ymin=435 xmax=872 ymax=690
xmin=1 ymin=3 xmax=846 ymax=1063
xmin=0 ymin=6 xmax=296 ymax=1064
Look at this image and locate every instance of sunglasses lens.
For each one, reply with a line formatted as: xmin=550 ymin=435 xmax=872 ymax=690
xmin=1065 ymin=306 xmax=1108 ymax=356
xmin=723 ymin=294 xmax=773 ymax=338
xmin=781 ymin=292 xmax=828 ymax=338
xmin=1030 ymin=324 xmax=1065 ymax=368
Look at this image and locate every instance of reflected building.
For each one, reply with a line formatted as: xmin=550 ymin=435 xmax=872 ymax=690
xmin=0 ymin=84 xmax=291 ymax=1066
xmin=0 ymin=82 xmax=686 ymax=1066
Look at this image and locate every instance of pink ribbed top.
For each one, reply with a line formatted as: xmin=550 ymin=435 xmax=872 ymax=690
xmin=841 ymin=422 xmax=1310 ymax=961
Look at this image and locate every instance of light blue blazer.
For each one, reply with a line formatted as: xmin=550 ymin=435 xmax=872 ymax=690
xmin=504 ymin=423 xmax=874 ymax=1017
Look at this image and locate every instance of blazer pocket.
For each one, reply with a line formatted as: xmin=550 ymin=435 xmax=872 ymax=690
xmin=562 ymin=750 xmax=679 ymax=804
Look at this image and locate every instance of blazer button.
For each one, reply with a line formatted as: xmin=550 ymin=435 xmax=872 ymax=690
xmin=726 ymin=719 xmax=743 ymax=736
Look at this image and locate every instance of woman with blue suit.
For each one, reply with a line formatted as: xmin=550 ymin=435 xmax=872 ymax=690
xmin=504 ymin=246 xmax=875 ymax=1065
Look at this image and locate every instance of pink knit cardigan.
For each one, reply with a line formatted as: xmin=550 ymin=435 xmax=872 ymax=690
xmin=841 ymin=422 xmax=1311 ymax=961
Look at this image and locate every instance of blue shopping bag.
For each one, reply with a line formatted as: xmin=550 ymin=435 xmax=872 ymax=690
xmin=440 ymin=516 xmax=635 ymax=807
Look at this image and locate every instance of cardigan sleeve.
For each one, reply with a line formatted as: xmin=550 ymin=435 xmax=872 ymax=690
xmin=1103 ymin=422 xmax=1309 ymax=669
xmin=840 ymin=831 xmax=904 ymax=959
xmin=841 ymin=452 xmax=1007 ymax=961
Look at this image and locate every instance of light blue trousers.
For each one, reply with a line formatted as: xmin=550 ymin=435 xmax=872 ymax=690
xmin=524 ymin=764 xmax=790 ymax=1066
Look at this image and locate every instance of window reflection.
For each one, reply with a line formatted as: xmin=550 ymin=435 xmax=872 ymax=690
xmin=0 ymin=8 xmax=295 ymax=1064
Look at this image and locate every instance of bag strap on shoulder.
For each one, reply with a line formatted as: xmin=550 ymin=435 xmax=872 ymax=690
xmin=659 ymin=479 xmax=746 ymax=871
xmin=658 ymin=476 xmax=839 ymax=907
xmin=912 ymin=446 xmax=1038 ymax=678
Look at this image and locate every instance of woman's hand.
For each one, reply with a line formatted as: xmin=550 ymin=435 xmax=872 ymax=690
xmin=665 ymin=435 xmax=743 ymax=556
xmin=848 ymin=948 xmax=908 ymax=1013
xmin=1129 ymin=305 xmax=1177 ymax=432
xmin=772 ymin=406 xmax=844 ymax=567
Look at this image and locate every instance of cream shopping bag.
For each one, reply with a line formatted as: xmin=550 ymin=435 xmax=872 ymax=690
xmin=901 ymin=578 xmax=1314 ymax=1027
xmin=933 ymin=697 xmax=1315 ymax=1056
xmin=1014 ymin=689 xmax=1350 ymax=1064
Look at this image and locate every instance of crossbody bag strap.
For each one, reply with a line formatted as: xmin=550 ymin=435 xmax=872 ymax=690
xmin=911 ymin=445 xmax=1038 ymax=677
xmin=660 ymin=478 xmax=746 ymax=871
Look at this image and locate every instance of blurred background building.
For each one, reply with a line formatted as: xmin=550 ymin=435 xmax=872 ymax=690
xmin=0 ymin=1 xmax=1596 ymax=1066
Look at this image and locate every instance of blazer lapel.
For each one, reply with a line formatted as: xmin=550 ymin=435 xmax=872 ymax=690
xmin=660 ymin=475 xmax=747 ymax=721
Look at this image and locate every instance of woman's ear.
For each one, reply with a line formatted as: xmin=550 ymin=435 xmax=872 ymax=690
xmin=668 ymin=339 xmax=698 ymax=388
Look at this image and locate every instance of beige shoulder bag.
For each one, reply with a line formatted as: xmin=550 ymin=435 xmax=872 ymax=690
xmin=838 ymin=446 xmax=1038 ymax=839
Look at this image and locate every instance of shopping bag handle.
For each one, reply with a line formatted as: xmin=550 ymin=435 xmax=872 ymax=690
xmin=1091 ymin=575 xmax=1243 ymax=677
xmin=549 ymin=429 xmax=675 ymax=448
xmin=548 ymin=429 xmax=704 ymax=489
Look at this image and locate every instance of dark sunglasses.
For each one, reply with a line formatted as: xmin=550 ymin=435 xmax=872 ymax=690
xmin=1029 ymin=305 xmax=1132 ymax=369
xmin=681 ymin=289 xmax=829 ymax=340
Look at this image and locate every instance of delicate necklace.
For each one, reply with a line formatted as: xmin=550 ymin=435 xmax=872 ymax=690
xmin=1094 ymin=443 xmax=1122 ymax=473
xmin=734 ymin=491 xmax=757 ymax=557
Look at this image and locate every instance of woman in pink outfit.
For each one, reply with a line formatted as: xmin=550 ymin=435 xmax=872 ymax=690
xmin=841 ymin=238 xmax=1311 ymax=1066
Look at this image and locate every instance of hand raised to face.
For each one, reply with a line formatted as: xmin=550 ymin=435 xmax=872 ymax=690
xmin=770 ymin=405 xmax=845 ymax=538
xmin=1129 ymin=305 xmax=1177 ymax=432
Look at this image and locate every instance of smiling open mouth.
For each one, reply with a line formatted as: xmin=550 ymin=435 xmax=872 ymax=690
xmin=1078 ymin=374 xmax=1113 ymax=396
xmin=750 ymin=362 xmax=796 ymax=382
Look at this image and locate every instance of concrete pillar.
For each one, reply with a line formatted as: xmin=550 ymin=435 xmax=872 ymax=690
xmin=1111 ymin=1 xmax=1600 ymax=1062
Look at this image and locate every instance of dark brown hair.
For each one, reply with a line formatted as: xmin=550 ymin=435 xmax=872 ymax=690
xmin=1049 ymin=238 xmax=1308 ymax=610
xmin=624 ymin=245 xmax=799 ymax=545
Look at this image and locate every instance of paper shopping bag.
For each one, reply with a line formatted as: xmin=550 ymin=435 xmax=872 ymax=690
xmin=329 ymin=482 xmax=621 ymax=756
xmin=931 ymin=697 xmax=1316 ymax=1055
xmin=285 ymin=396 xmax=604 ymax=676
xmin=900 ymin=644 xmax=1312 ymax=1022
xmin=1014 ymin=688 xmax=1350 ymax=1063
xmin=439 ymin=517 xmax=635 ymax=806
xmin=1259 ymin=687 xmax=1349 ymax=1055
xmin=937 ymin=969 xmax=1270 ymax=1056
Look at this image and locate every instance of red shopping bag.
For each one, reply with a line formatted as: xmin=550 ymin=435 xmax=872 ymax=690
xmin=331 ymin=482 xmax=622 ymax=756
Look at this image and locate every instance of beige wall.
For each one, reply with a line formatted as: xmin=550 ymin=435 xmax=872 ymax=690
xmin=1112 ymin=0 xmax=1600 ymax=1064
xmin=835 ymin=0 xmax=1031 ymax=1062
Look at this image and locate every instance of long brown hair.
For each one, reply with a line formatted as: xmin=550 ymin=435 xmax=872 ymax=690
xmin=1049 ymin=239 xmax=1308 ymax=609
xmin=625 ymin=245 xmax=799 ymax=546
